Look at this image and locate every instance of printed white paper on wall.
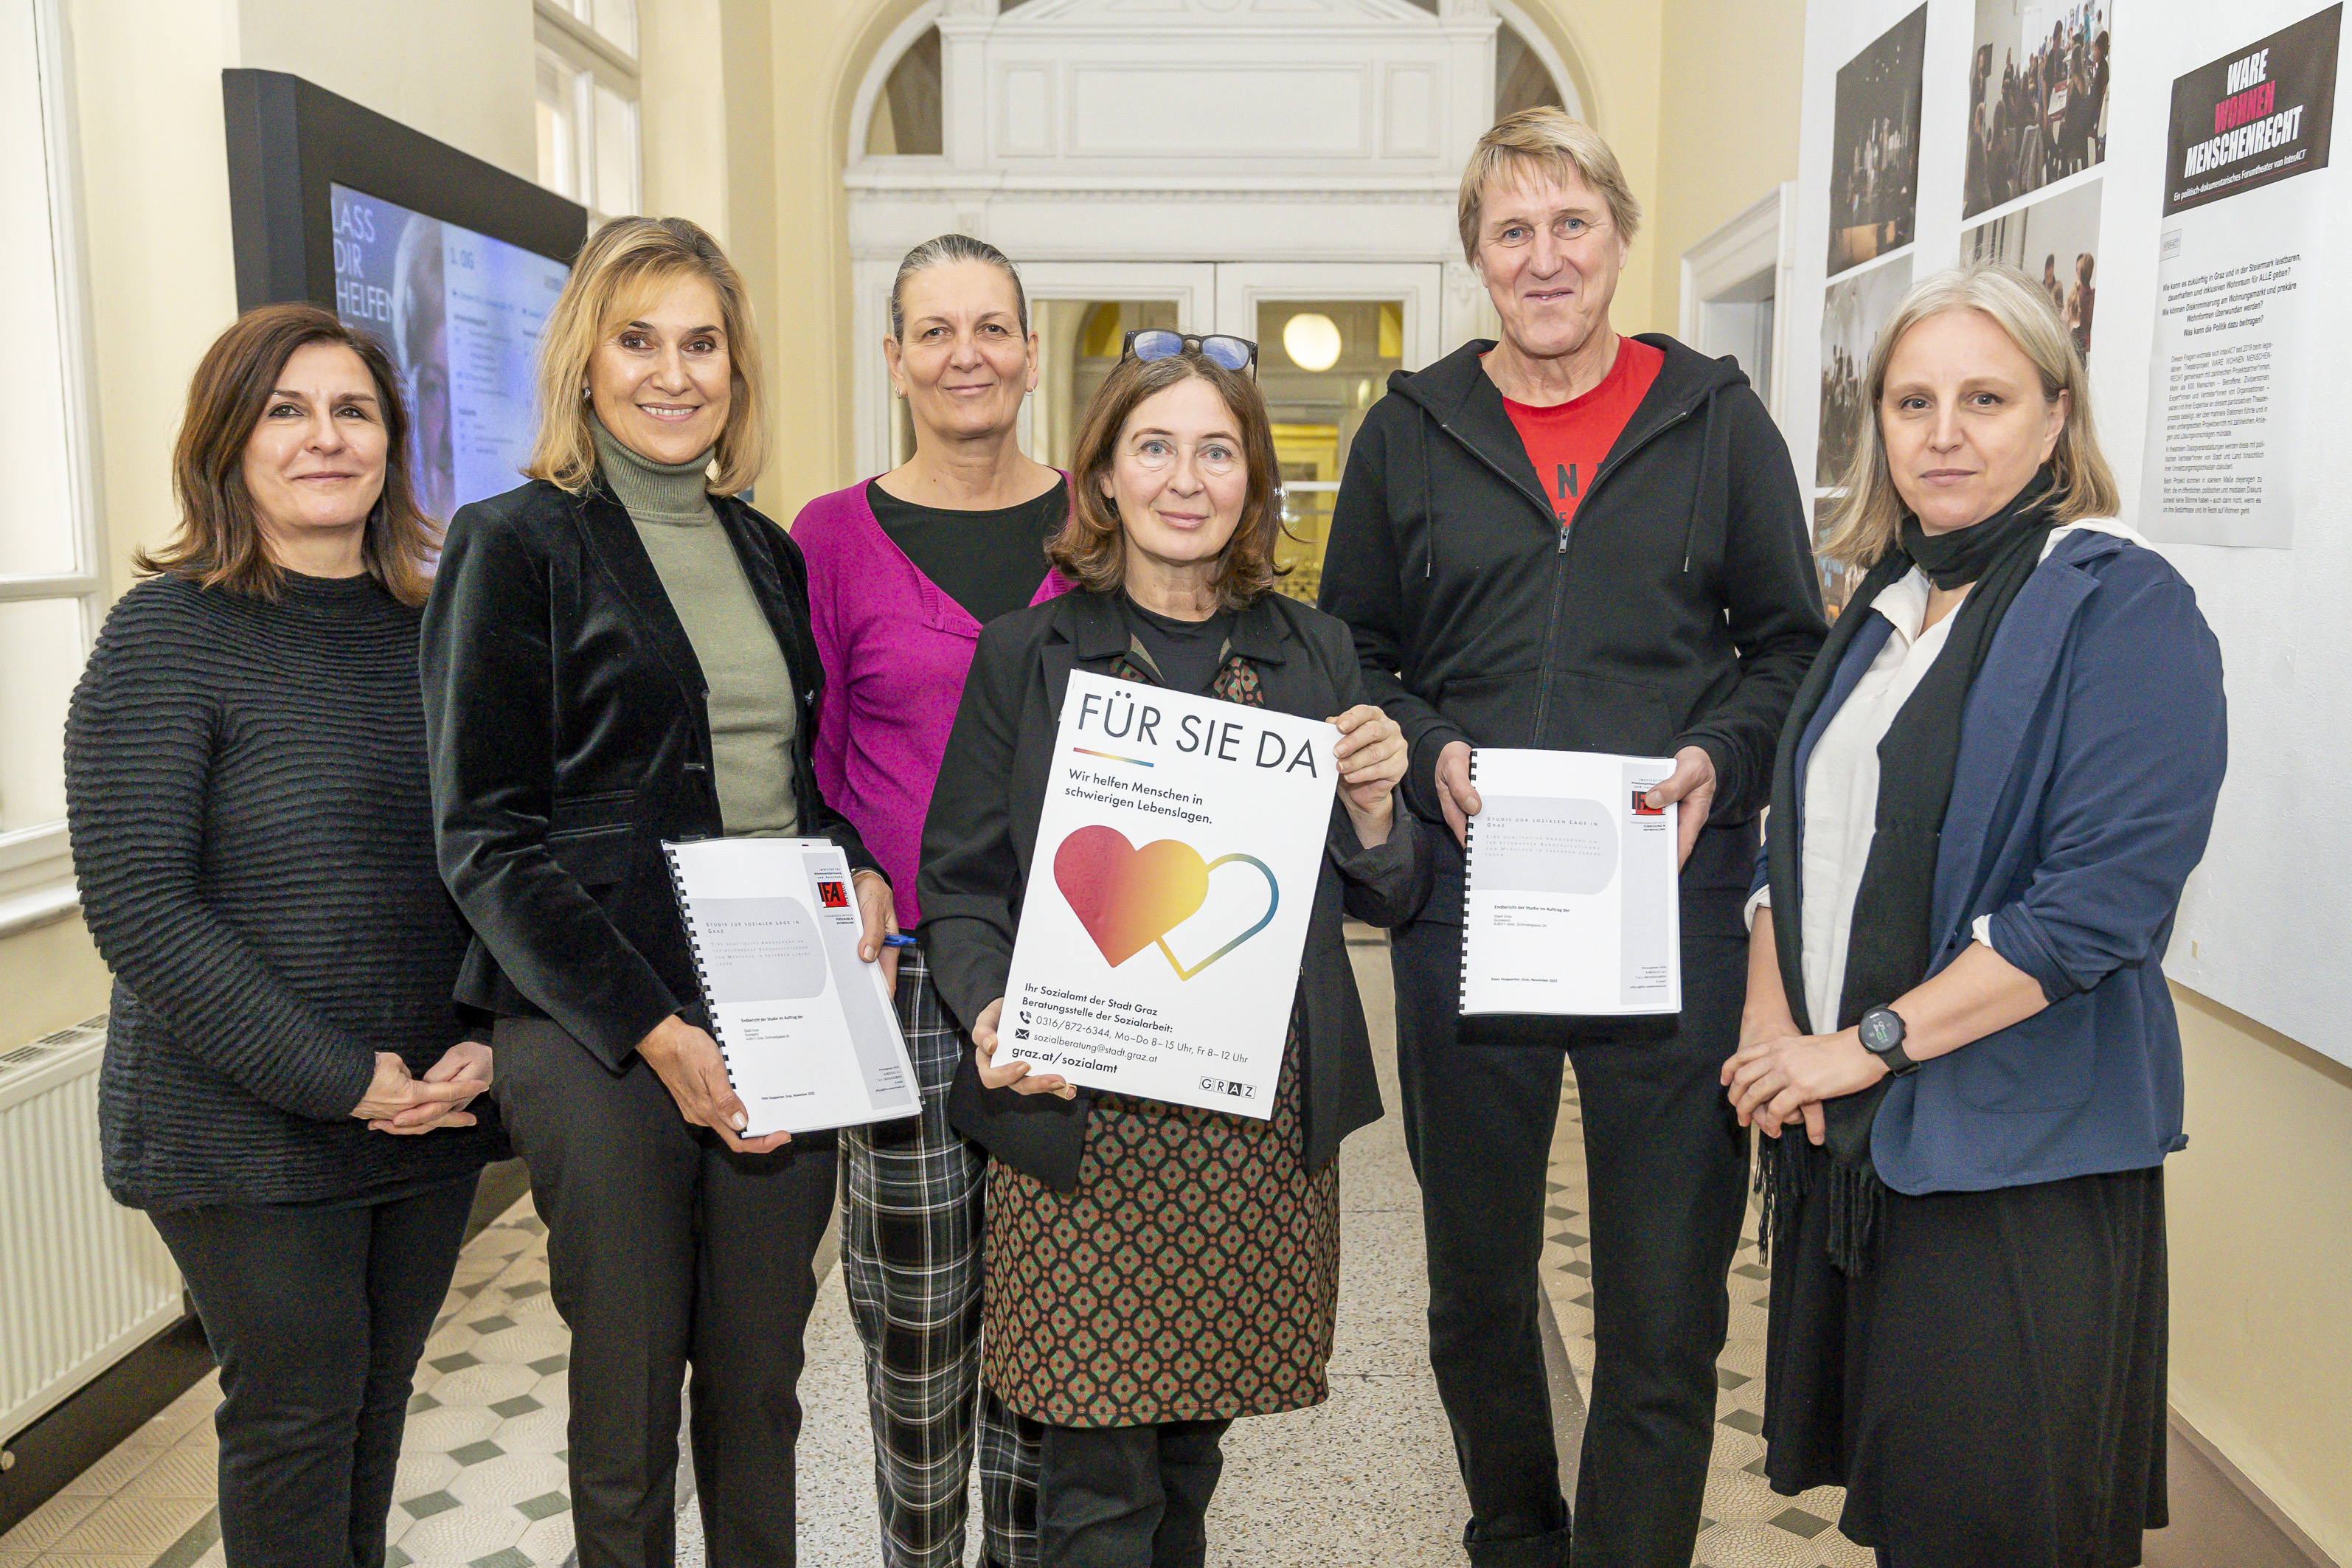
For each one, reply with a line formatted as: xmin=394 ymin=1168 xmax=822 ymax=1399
xmin=2143 ymin=4 xmax=2341 ymax=548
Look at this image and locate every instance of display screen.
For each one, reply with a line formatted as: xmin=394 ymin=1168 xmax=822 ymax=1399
xmin=330 ymin=183 xmax=569 ymax=521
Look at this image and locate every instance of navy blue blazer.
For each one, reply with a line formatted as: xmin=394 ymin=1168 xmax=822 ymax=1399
xmin=1761 ymin=526 xmax=2227 ymax=1193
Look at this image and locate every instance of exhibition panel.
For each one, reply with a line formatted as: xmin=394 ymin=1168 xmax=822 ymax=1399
xmin=1791 ymin=0 xmax=2352 ymax=1072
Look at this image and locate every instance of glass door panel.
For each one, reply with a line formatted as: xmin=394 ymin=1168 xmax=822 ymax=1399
xmin=1214 ymin=263 xmax=1444 ymax=602
xmin=1010 ymin=262 xmax=1217 ymax=472
xmin=1028 ymin=298 xmax=1180 ymax=473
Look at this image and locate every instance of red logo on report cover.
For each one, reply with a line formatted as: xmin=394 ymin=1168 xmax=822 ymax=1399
xmin=817 ymin=879 xmax=850 ymax=909
xmin=1631 ymin=791 xmax=1664 ymax=816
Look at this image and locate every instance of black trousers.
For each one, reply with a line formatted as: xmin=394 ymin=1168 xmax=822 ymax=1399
xmin=153 ymin=1177 xmax=476 ymax=1568
xmin=493 ymin=1019 xmax=834 ymax=1568
xmin=1391 ymin=915 xmax=1750 ymax=1568
xmin=1036 ymin=1420 xmax=1232 ymax=1568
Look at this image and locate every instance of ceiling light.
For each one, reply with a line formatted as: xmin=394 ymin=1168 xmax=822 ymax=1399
xmin=1283 ymin=312 xmax=1342 ymax=372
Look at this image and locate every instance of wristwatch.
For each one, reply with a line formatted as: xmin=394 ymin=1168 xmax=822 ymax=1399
xmin=1857 ymin=1006 xmax=1921 ymax=1077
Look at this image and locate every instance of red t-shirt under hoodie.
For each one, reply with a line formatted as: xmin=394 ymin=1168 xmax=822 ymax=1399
xmin=1496 ymin=336 xmax=1664 ymax=531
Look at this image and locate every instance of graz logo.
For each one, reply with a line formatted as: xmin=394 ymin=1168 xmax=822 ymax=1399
xmin=1198 ymin=1078 xmax=1256 ymax=1098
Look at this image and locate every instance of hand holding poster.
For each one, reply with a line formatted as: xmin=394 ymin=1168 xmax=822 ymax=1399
xmin=996 ymin=672 xmax=1339 ymax=1117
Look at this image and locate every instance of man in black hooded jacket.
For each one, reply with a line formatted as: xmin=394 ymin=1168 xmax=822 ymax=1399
xmin=1320 ymin=109 xmax=1825 ymax=1568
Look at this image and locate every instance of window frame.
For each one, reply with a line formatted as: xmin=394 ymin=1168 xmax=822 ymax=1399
xmin=849 ymin=2 xmax=951 ymax=169
xmin=1 ymin=0 xmax=105 ymax=937
xmin=1489 ymin=1 xmax=1583 ymax=122
xmin=533 ymin=0 xmax=642 ymax=223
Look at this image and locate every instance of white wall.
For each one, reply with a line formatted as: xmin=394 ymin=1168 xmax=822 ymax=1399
xmin=236 ymin=0 xmax=536 ymax=181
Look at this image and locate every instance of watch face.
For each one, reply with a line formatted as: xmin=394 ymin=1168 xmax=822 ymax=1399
xmin=1860 ymin=1010 xmax=1900 ymax=1052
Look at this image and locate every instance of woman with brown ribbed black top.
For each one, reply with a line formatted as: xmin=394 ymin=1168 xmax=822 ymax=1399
xmin=64 ymin=304 xmax=499 ymax=1568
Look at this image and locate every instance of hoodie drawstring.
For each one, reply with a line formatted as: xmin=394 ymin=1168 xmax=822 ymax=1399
xmin=1418 ymin=411 xmax=1436 ymax=581
xmin=1682 ymin=386 xmax=1719 ymax=575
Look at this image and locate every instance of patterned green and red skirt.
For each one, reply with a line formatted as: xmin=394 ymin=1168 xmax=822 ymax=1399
xmin=979 ymin=1005 xmax=1339 ymax=1427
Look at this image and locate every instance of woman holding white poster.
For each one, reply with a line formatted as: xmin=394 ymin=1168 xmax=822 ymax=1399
xmin=920 ymin=338 xmax=1432 ymax=1567
xmin=1731 ymin=265 xmax=2226 ymax=1567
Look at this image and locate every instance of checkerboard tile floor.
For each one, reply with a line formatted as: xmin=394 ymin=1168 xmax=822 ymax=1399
xmin=0 ymin=1203 xmax=570 ymax=1568
xmin=1541 ymin=1072 xmax=1876 ymax=1568
xmin=13 ymin=1007 xmax=1854 ymax=1568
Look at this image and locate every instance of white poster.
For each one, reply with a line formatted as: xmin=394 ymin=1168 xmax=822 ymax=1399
xmin=2142 ymin=4 xmax=2341 ymax=547
xmin=997 ymin=672 xmax=1339 ymax=1118
xmin=1459 ymin=749 xmax=1682 ymax=1017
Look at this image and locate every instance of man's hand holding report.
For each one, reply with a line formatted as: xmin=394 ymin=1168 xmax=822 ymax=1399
xmin=1459 ymin=749 xmax=1682 ymax=1016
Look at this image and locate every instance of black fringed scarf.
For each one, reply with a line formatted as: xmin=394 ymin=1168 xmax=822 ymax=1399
xmin=1758 ymin=469 xmax=2062 ymax=1274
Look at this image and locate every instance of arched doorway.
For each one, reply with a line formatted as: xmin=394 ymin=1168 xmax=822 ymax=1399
xmin=844 ymin=0 xmax=1575 ymax=597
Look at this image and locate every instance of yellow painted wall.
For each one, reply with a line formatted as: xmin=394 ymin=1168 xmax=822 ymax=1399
xmin=2167 ymin=989 xmax=2352 ymax=1560
xmin=1648 ymin=0 xmax=1806 ymax=332
xmin=758 ymin=0 xmax=917 ymax=513
xmin=1524 ymin=0 xmax=1665 ymax=339
xmin=233 ymin=0 xmax=536 ymax=183
xmin=0 ymin=915 xmax=114 ymax=1043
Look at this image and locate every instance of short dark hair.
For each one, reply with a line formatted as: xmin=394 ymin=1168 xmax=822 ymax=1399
xmin=1050 ymin=353 xmax=1285 ymax=608
xmin=889 ymin=234 xmax=1029 ymax=340
xmin=140 ymin=303 xmax=435 ymax=606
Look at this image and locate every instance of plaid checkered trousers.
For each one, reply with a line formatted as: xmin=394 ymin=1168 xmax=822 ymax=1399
xmin=840 ymin=944 xmax=1041 ymax=1568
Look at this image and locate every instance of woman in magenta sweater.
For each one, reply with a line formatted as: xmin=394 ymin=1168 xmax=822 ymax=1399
xmin=794 ymin=234 xmax=1065 ymax=1568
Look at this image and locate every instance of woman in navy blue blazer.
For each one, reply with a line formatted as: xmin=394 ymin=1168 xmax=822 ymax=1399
xmin=1729 ymin=263 xmax=2225 ymax=1568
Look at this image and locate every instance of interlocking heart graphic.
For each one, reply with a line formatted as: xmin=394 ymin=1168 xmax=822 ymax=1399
xmin=1052 ymin=825 xmax=1280 ymax=979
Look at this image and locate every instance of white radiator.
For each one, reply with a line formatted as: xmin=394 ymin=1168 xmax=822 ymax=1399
xmin=0 ymin=1014 xmax=185 ymax=1443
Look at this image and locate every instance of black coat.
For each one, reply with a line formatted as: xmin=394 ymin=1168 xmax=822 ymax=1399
xmin=1317 ymin=334 xmax=1828 ymax=928
xmin=920 ymin=589 xmax=1434 ymax=1193
xmin=422 ymin=476 xmax=880 ymax=1071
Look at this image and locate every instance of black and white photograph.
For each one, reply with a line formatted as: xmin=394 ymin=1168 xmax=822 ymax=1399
xmin=1817 ymin=256 xmax=1914 ymax=485
xmin=1962 ymin=177 xmax=2103 ymax=360
xmin=1964 ymin=0 xmax=2113 ymax=218
xmin=1828 ymin=5 xmax=1928 ymax=274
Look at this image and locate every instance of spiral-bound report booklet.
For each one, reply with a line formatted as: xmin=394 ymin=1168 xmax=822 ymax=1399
xmin=1459 ymin=749 xmax=1682 ymax=1017
xmin=662 ymin=837 xmax=920 ymax=1135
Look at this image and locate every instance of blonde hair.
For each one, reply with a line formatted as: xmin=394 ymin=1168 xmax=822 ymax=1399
xmin=1457 ymin=106 xmax=1642 ymax=263
xmin=527 ymin=216 xmax=769 ymax=496
xmin=1822 ymin=263 xmax=2120 ymax=568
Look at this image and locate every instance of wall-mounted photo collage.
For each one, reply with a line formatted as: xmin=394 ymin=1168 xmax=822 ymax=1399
xmin=1815 ymin=5 xmax=1926 ymax=620
xmin=1964 ymin=0 xmax=2113 ymax=219
xmin=1828 ymin=7 xmax=1929 ymax=276
xmin=1812 ymin=0 xmax=2115 ymax=605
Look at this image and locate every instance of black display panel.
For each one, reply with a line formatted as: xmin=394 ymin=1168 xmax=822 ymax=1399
xmin=223 ymin=70 xmax=587 ymax=515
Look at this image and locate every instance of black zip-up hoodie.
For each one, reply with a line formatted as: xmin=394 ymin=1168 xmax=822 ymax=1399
xmin=1319 ymin=333 xmax=1827 ymax=926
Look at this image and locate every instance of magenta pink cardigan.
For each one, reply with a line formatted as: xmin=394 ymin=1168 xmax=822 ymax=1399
xmin=793 ymin=479 xmax=1070 ymax=927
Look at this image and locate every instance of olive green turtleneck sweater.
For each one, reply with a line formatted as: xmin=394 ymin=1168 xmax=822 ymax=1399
xmin=593 ymin=420 xmax=799 ymax=836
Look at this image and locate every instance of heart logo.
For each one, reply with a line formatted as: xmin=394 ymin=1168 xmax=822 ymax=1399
xmin=1052 ymin=825 xmax=1280 ymax=979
